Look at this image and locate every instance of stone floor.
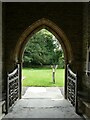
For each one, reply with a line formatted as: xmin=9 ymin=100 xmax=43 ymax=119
xmin=3 ymin=87 xmax=84 ymax=119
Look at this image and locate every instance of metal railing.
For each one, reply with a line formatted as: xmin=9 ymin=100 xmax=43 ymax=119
xmin=6 ymin=64 xmax=20 ymax=113
xmin=67 ymin=64 xmax=78 ymax=113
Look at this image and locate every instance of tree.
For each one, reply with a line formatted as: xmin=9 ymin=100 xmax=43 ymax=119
xmin=23 ymin=29 xmax=64 ymax=68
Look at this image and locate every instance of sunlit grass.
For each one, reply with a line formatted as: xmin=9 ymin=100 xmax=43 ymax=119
xmin=22 ymin=68 xmax=65 ymax=87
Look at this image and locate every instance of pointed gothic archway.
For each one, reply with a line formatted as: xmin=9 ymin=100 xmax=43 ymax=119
xmin=12 ymin=18 xmax=74 ymax=99
xmin=13 ymin=18 xmax=73 ymax=63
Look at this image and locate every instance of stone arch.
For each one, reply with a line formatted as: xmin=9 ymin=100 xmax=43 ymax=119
xmin=9 ymin=18 xmax=74 ymax=99
xmin=12 ymin=18 xmax=73 ymax=64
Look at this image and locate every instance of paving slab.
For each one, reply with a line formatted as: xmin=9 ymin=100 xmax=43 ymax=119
xmin=3 ymin=87 xmax=84 ymax=119
xmin=22 ymin=87 xmax=63 ymax=99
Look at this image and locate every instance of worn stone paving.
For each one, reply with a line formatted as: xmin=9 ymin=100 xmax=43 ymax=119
xmin=4 ymin=87 xmax=84 ymax=119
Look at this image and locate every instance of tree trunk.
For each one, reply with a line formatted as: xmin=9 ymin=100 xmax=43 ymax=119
xmin=52 ymin=70 xmax=55 ymax=84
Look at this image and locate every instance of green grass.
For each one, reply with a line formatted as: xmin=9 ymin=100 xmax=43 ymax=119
xmin=22 ymin=68 xmax=65 ymax=87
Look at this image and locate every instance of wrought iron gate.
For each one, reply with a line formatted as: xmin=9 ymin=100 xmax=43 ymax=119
xmin=67 ymin=64 xmax=78 ymax=113
xmin=6 ymin=64 xmax=20 ymax=113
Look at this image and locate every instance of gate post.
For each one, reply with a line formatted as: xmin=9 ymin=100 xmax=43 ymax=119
xmin=64 ymin=63 xmax=68 ymax=99
xmin=18 ymin=62 xmax=22 ymax=99
xmin=75 ymin=72 xmax=78 ymax=113
xmin=6 ymin=72 xmax=9 ymax=114
xmin=75 ymin=72 xmax=79 ymax=114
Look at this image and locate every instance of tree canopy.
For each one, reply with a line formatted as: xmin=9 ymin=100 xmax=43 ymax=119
xmin=23 ymin=29 xmax=64 ymax=68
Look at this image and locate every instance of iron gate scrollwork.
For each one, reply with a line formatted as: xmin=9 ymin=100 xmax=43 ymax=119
xmin=6 ymin=64 xmax=20 ymax=113
xmin=67 ymin=64 xmax=78 ymax=113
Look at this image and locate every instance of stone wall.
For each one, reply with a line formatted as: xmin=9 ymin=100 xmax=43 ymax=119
xmin=89 ymin=2 xmax=90 ymax=46
xmin=0 ymin=1 xmax=2 ymax=119
xmin=82 ymin=3 xmax=88 ymax=89
xmin=2 ymin=3 xmax=7 ymax=100
xmin=0 ymin=1 xmax=2 ymax=101
xmin=87 ymin=2 xmax=90 ymax=90
xmin=3 ymin=2 xmax=83 ymax=71
xmin=2 ymin=2 xmax=90 ymax=118
xmin=82 ymin=2 xmax=90 ymax=90
xmin=1 ymin=2 xmax=83 ymax=102
xmin=2 ymin=2 xmax=84 ymax=114
xmin=88 ymin=2 xmax=90 ymax=51
xmin=2 ymin=3 xmax=83 ymax=88
xmin=79 ymin=2 xmax=90 ymax=118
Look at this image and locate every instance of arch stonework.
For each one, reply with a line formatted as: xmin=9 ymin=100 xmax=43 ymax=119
xmin=12 ymin=18 xmax=73 ymax=64
xmin=11 ymin=18 xmax=74 ymax=99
